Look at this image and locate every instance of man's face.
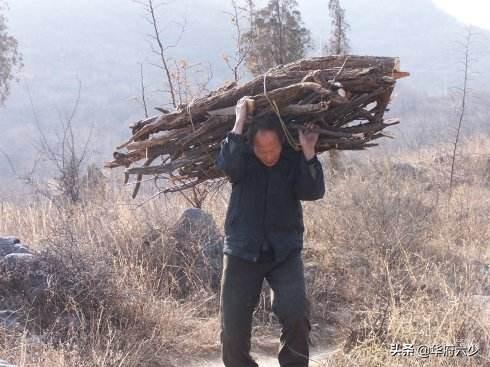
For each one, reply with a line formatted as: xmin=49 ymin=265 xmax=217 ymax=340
xmin=253 ymin=129 xmax=282 ymax=167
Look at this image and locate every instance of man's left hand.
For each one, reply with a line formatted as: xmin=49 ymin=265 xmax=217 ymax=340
xmin=298 ymin=122 xmax=319 ymax=160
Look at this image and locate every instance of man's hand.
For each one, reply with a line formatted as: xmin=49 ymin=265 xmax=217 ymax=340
xmin=298 ymin=122 xmax=319 ymax=161
xmin=231 ymin=96 xmax=253 ymax=135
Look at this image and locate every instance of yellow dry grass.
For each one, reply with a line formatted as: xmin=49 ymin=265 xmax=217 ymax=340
xmin=0 ymin=135 xmax=488 ymax=366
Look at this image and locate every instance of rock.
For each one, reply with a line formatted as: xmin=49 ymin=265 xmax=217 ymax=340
xmin=0 ymin=236 xmax=48 ymax=309
xmin=169 ymin=208 xmax=224 ymax=293
xmin=1 ymin=236 xmax=36 ymax=271
xmin=172 ymin=208 xmax=223 ymax=267
xmin=0 ymin=359 xmax=16 ymax=367
xmin=0 ymin=236 xmax=20 ymax=245
xmin=1 ymin=251 xmax=41 ymax=270
xmin=0 ymin=235 xmax=89 ymax=339
xmin=4 ymin=252 xmax=35 ymax=260
xmin=173 ymin=208 xmax=222 ymax=241
xmin=0 ymin=236 xmax=32 ymax=257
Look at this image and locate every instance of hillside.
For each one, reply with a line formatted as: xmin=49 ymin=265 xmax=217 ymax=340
xmin=0 ymin=0 xmax=489 ymax=177
xmin=1 ymin=135 xmax=488 ymax=366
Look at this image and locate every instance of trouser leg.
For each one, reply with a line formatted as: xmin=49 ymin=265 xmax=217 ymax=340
xmin=220 ymin=254 xmax=264 ymax=367
xmin=266 ymin=251 xmax=311 ymax=367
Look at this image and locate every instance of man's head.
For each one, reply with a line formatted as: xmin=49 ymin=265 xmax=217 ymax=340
xmin=247 ymin=119 xmax=285 ymax=167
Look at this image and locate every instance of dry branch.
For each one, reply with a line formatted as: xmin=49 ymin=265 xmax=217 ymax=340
xmin=105 ymin=55 xmax=408 ymax=196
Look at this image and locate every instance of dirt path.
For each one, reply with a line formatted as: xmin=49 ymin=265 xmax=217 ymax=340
xmin=187 ymin=333 xmax=343 ymax=367
xmin=190 ymin=345 xmax=340 ymax=367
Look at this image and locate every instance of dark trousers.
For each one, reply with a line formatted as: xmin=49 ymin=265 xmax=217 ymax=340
xmin=219 ymin=249 xmax=311 ymax=367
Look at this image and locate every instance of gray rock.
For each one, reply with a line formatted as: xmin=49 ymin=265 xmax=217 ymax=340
xmin=0 ymin=236 xmax=20 ymax=245
xmin=173 ymin=208 xmax=223 ymax=263
xmin=3 ymin=253 xmax=36 ymax=269
xmin=170 ymin=208 xmax=224 ymax=292
xmin=0 ymin=236 xmax=32 ymax=257
xmin=1 ymin=240 xmax=47 ymax=301
xmin=4 ymin=253 xmax=34 ymax=260
xmin=0 ymin=360 xmax=16 ymax=367
xmin=173 ymin=208 xmax=221 ymax=239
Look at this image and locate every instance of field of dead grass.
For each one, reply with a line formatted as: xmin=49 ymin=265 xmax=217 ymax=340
xmin=0 ymin=135 xmax=488 ymax=366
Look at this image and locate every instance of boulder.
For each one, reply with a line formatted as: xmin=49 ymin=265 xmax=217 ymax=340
xmin=0 ymin=236 xmax=40 ymax=281
xmin=4 ymin=252 xmax=35 ymax=263
xmin=0 ymin=236 xmax=20 ymax=245
xmin=169 ymin=208 xmax=224 ymax=294
xmin=172 ymin=208 xmax=223 ymax=264
xmin=0 ymin=236 xmax=32 ymax=257
xmin=0 ymin=236 xmax=48 ymax=315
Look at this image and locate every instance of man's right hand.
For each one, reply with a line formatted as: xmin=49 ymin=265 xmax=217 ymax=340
xmin=232 ymin=96 xmax=252 ymax=134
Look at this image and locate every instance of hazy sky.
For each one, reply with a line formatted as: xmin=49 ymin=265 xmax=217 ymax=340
xmin=433 ymin=0 xmax=490 ymax=29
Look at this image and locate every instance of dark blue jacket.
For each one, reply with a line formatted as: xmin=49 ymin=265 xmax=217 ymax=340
xmin=215 ymin=131 xmax=326 ymax=263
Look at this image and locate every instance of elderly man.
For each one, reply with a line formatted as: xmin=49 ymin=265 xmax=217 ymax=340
xmin=215 ymin=96 xmax=326 ymax=367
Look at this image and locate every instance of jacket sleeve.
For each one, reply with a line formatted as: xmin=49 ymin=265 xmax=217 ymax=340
xmin=215 ymin=131 xmax=247 ymax=184
xmin=293 ymin=153 xmax=326 ymax=201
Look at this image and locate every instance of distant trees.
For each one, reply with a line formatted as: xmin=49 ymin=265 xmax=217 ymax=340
xmin=324 ymin=0 xmax=350 ymax=55
xmin=240 ymin=0 xmax=312 ymax=76
xmin=0 ymin=1 xmax=22 ymax=106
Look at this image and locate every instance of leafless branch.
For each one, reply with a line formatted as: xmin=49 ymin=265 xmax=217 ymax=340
xmin=136 ymin=0 xmax=184 ymax=109
xmin=25 ymin=80 xmax=95 ymax=204
xmin=449 ymin=26 xmax=474 ymax=199
xmin=223 ymin=0 xmax=254 ymax=81
xmin=139 ymin=63 xmax=149 ymax=117
xmin=0 ymin=147 xmax=17 ymax=175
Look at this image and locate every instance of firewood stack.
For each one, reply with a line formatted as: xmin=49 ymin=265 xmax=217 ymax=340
xmin=105 ymin=55 xmax=408 ymax=197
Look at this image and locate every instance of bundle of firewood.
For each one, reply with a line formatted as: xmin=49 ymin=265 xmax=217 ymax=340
xmin=105 ymin=55 xmax=408 ymax=196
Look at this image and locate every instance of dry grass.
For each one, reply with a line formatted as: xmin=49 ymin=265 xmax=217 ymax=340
xmin=300 ymin=134 xmax=489 ymax=366
xmin=0 ymin=135 xmax=489 ymax=366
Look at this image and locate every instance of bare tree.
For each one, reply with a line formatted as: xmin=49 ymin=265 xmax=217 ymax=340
xmin=135 ymin=0 xmax=187 ymax=109
xmin=132 ymin=1 xmax=214 ymax=207
xmin=223 ymin=0 xmax=255 ymax=82
xmin=26 ymin=81 xmax=96 ymax=205
xmin=449 ymin=26 xmax=475 ymax=199
xmin=0 ymin=0 xmax=22 ymax=106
